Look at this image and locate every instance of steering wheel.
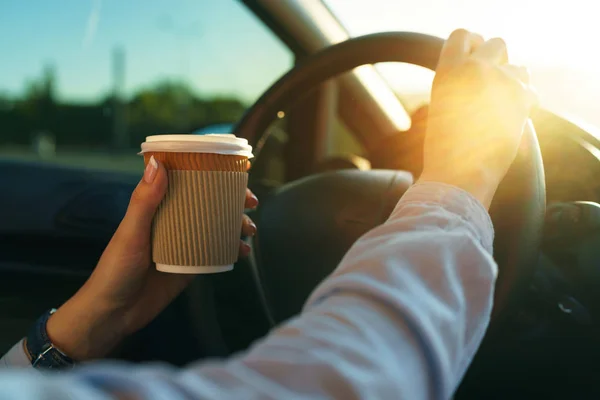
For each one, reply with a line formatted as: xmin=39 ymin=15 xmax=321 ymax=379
xmin=233 ymin=32 xmax=546 ymax=331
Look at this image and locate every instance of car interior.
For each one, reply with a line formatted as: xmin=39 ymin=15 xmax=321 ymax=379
xmin=2 ymin=0 xmax=600 ymax=398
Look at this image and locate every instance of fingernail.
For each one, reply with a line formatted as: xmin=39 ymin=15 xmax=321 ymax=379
xmin=249 ymin=193 xmax=259 ymax=208
xmin=241 ymin=242 xmax=251 ymax=256
xmin=144 ymin=156 xmax=158 ymax=184
xmin=249 ymin=221 xmax=257 ymax=235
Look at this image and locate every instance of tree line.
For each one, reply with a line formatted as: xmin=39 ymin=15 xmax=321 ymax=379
xmin=0 ymin=77 xmax=247 ymax=150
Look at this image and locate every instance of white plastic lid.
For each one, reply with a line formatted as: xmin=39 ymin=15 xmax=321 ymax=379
xmin=140 ymin=134 xmax=253 ymax=158
xmin=156 ymin=263 xmax=233 ymax=274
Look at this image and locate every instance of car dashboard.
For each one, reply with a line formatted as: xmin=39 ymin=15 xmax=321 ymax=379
xmin=455 ymin=110 xmax=600 ymax=397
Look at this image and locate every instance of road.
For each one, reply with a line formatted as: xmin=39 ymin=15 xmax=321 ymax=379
xmin=0 ymin=146 xmax=143 ymax=173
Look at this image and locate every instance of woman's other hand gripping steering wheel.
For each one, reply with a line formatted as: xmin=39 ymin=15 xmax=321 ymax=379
xmin=419 ymin=29 xmax=538 ymax=209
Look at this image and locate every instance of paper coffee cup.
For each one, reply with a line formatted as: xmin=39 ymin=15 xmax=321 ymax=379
xmin=140 ymin=134 xmax=253 ymax=274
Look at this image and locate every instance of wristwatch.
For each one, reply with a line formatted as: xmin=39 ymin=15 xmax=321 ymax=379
xmin=24 ymin=309 xmax=75 ymax=370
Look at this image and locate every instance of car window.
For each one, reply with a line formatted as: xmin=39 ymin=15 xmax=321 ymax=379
xmin=0 ymin=0 xmax=293 ymax=172
xmin=326 ymin=0 xmax=600 ymax=128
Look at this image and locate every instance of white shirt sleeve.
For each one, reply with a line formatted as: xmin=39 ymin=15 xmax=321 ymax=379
xmin=0 ymin=182 xmax=497 ymax=400
xmin=1 ymin=340 xmax=31 ymax=369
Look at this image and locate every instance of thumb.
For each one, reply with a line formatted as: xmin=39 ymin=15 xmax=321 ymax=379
xmin=116 ymin=156 xmax=168 ymax=242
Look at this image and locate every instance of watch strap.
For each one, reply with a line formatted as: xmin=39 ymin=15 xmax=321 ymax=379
xmin=25 ymin=309 xmax=75 ymax=370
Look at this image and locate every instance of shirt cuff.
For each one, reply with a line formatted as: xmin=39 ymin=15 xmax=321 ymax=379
xmin=1 ymin=339 xmax=33 ymax=369
xmin=392 ymin=181 xmax=494 ymax=252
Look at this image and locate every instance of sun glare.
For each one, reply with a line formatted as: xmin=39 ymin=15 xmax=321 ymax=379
xmin=326 ymin=0 xmax=600 ymax=69
xmin=325 ymin=0 xmax=600 ymax=126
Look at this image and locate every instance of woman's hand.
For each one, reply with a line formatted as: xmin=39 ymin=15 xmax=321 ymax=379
xmin=46 ymin=158 xmax=258 ymax=361
xmin=419 ymin=29 xmax=538 ymax=209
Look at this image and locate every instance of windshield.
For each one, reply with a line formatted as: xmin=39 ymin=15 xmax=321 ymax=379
xmin=326 ymin=0 xmax=600 ymax=128
xmin=0 ymin=0 xmax=292 ymax=171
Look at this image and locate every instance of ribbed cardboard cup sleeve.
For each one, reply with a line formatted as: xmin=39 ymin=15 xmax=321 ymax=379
xmin=152 ymin=170 xmax=248 ymax=274
xmin=144 ymin=152 xmax=247 ymax=172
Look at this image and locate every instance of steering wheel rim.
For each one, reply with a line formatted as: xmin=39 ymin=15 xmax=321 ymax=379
xmin=234 ymin=31 xmax=546 ymax=326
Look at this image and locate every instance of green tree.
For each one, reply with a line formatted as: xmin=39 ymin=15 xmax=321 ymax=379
xmin=126 ymin=80 xmax=247 ymax=142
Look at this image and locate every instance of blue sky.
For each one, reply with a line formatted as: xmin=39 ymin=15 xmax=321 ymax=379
xmin=0 ymin=0 xmax=293 ymax=103
xmin=3 ymin=0 xmax=600 ymax=121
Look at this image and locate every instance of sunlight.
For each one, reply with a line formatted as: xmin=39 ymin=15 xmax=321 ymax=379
xmin=325 ymin=0 xmax=600 ymax=128
xmin=353 ymin=65 xmax=413 ymax=129
xmin=325 ymin=0 xmax=600 ymax=69
xmin=295 ymin=0 xmax=411 ymax=130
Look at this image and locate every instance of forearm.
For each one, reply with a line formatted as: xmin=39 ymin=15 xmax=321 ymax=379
xmin=212 ymin=182 xmax=496 ymax=398
xmin=301 ymin=182 xmax=495 ymax=396
xmin=0 ymin=182 xmax=496 ymax=400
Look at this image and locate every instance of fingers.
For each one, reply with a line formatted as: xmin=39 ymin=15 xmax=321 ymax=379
xmin=115 ymin=156 xmax=168 ymax=243
xmin=112 ymin=156 xmax=258 ymax=265
xmin=500 ymin=64 xmax=539 ymax=108
xmin=438 ymin=29 xmax=484 ymax=69
xmin=241 ymin=214 xmax=257 ymax=237
xmin=439 ymin=30 xmax=508 ymax=70
xmin=442 ymin=30 xmax=535 ymax=108
xmin=245 ymin=188 xmax=259 ymax=209
xmin=239 ymin=214 xmax=256 ymax=258
xmin=239 ymin=240 xmax=251 ymax=258
xmin=465 ymin=36 xmax=536 ymax=109
xmin=472 ymin=37 xmax=508 ymax=64
xmin=501 ymin=65 xmax=530 ymax=85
